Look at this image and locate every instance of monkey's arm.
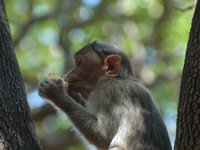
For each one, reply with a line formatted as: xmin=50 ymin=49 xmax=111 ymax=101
xmin=38 ymin=78 xmax=109 ymax=149
xmin=56 ymin=98 xmax=109 ymax=148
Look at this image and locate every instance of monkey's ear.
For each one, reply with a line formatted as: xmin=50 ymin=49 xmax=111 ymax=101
xmin=103 ymin=55 xmax=121 ymax=77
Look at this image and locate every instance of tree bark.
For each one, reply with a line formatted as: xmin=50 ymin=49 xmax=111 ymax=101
xmin=0 ymin=1 xmax=42 ymax=150
xmin=174 ymin=0 xmax=200 ymax=150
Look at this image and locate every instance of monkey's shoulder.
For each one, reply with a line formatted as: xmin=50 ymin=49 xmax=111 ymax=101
xmin=101 ymin=78 xmax=153 ymax=102
xmin=125 ymin=79 xmax=159 ymax=110
xmin=129 ymin=81 xmax=152 ymax=99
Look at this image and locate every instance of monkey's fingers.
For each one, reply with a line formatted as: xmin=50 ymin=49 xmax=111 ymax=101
xmin=38 ymin=85 xmax=48 ymax=98
xmin=38 ymin=78 xmax=56 ymax=96
xmin=56 ymin=79 xmax=64 ymax=88
xmin=44 ymin=77 xmax=56 ymax=85
xmin=39 ymin=78 xmax=49 ymax=88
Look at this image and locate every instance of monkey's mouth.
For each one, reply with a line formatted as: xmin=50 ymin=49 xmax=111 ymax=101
xmin=67 ymin=82 xmax=82 ymax=91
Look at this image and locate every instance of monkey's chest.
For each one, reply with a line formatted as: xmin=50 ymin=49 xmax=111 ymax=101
xmin=85 ymin=98 xmax=117 ymax=140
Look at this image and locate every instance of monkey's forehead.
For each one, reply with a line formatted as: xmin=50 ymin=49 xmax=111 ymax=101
xmin=75 ymin=43 xmax=93 ymax=55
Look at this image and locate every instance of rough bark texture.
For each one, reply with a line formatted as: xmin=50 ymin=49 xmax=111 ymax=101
xmin=0 ymin=1 xmax=42 ymax=150
xmin=174 ymin=1 xmax=200 ymax=150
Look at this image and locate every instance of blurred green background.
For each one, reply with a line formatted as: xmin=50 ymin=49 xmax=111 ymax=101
xmin=5 ymin=0 xmax=195 ymax=149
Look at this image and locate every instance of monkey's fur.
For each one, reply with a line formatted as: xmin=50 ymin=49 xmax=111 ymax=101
xmin=39 ymin=41 xmax=172 ymax=150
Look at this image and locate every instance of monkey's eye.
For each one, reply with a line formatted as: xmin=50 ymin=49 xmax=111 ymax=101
xmin=76 ymin=59 xmax=82 ymax=66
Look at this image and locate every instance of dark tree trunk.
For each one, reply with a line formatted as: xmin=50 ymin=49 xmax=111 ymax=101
xmin=0 ymin=1 xmax=42 ymax=150
xmin=175 ymin=0 xmax=200 ymax=150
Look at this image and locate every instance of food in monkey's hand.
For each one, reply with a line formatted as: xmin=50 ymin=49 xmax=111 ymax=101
xmin=48 ymin=73 xmax=68 ymax=90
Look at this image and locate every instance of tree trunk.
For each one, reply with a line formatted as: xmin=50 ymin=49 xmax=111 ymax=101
xmin=174 ymin=0 xmax=200 ymax=150
xmin=0 ymin=1 xmax=42 ymax=150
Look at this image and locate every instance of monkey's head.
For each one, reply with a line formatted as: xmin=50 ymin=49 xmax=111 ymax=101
xmin=67 ymin=41 xmax=133 ymax=99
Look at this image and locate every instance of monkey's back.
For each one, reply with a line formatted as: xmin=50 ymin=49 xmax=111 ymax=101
xmin=124 ymin=79 xmax=172 ymax=150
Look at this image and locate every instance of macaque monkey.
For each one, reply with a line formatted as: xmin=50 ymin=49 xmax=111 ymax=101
xmin=38 ymin=41 xmax=172 ymax=150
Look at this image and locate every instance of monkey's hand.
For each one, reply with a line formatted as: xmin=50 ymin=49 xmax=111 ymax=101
xmin=38 ymin=78 xmax=67 ymax=102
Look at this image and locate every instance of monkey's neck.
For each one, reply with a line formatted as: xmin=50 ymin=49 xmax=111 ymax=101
xmin=96 ymin=76 xmax=133 ymax=89
xmin=92 ymin=77 xmax=132 ymax=103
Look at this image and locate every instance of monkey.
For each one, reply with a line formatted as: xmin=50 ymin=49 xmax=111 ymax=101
xmin=38 ymin=41 xmax=172 ymax=150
